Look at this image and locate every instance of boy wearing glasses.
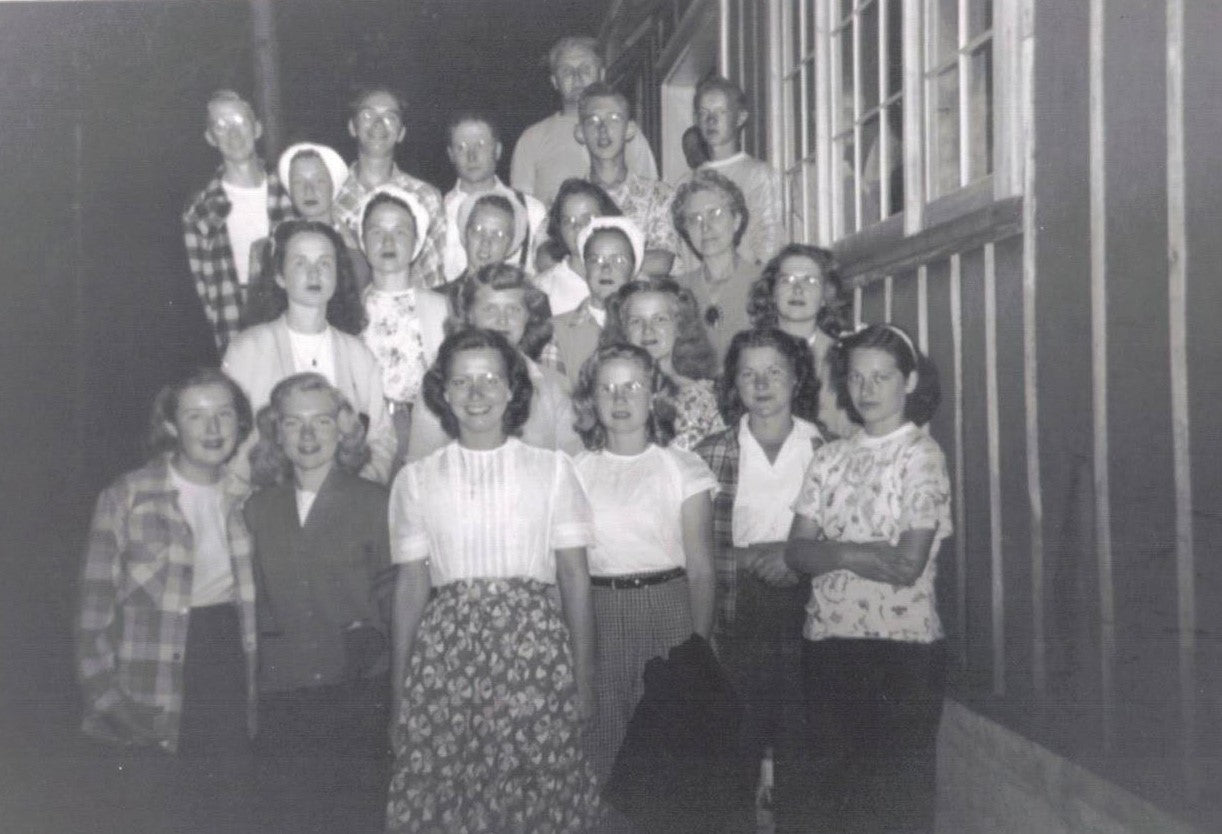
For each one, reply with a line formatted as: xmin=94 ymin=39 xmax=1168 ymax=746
xmin=333 ymin=85 xmax=447 ymax=289
xmin=576 ymin=83 xmax=678 ymax=279
xmin=442 ymin=112 xmax=547 ymax=281
xmin=510 ymin=36 xmax=658 ymax=206
xmin=183 ymin=90 xmax=294 ymax=352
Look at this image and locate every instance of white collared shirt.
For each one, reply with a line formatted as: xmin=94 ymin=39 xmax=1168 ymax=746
xmin=731 ymin=415 xmax=824 ymax=547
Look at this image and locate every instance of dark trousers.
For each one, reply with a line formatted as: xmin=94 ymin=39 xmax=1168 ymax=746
xmin=90 ymin=603 xmax=255 ymax=834
xmin=717 ymin=575 xmax=807 ymax=832
xmin=798 ymin=638 xmax=946 ymax=834
xmin=254 ymin=674 xmax=391 ymax=834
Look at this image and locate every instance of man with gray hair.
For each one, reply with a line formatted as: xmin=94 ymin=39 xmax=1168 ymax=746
xmin=510 ymin=36 xmax=658 ymax=206
xmin=182 ymin=90 xmax=293 ymax=352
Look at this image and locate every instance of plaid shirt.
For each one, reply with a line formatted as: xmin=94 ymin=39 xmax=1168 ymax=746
xmin=75 ymin=455 xmax=259 ymax=753
xmin=181 ymin=164 xmax=294 ymax=353
xmin=332 ymin=162 xmax=448 ymax=290
xmin=693 ymin=428 xmax=743 ymax=633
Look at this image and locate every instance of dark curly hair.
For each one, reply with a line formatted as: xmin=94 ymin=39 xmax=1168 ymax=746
xmin=243 ymin=220 xmax=367 ymax=336
xmin=748 ymin=243 xmax=848 ymax=338
xmin=671 ymin=168 xmax=750 ymax=255
xmin=717 ymin=328 xmax=822 ymax=427
xmin=453 ymin=263 xmax=554 ymax=361
xmin=146 ymin=367 xmax=253 ymax=459
xmin=601 ymin=279 xmax=719 ymax=381
xmin=571 ymin=342 xmax=679 ymax=451
xmin=248 ymin=372 xmax=370 ymax=487
xmin=421 ymin=327 xmax=534 ymax=440
xmin=831 ymin=323 xmax=941 ymax=427
xmin=546 ymin=178 xmax=622 ymax=256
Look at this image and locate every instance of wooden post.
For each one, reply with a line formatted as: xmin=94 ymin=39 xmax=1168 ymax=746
xmin=250 ymin=0 xmax=283 ymax=160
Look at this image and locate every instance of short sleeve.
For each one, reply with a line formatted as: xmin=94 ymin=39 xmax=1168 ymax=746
xmin=388 ymin=464 xmax=430 ymax=564
xmin=791 ymin=448 xmax=830 ymax=523
xmin=898 ymin=437 xmax=953 ymax=538
xmin=672 ymin=447 xmax=718 ymax=500
xmin=550 ymin=453 xmax=595 ymax=550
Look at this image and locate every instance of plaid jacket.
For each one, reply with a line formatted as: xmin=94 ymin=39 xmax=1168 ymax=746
xmin=332 ymin=162 xmax=448 ymax=290
xmin=75 ymin=455 xmax=259 ymax=753
xmin=693 ymin=428 xmax=743 ymax=633
xmin=181 ymin=164 xmax=294 ymax=353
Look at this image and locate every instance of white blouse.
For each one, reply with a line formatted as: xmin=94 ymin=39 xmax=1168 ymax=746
xmin=791 ymin=423 xmax=952 ymax=643
xmin=731 ymin=416 xmax=824 ymax=547
xmin=574 ymin=444 xmax=717 ymax=577
xmin=532 ymin=259 xmax=589 ymax=317
xmin=390 ymin=438 xmax=594 ymax=585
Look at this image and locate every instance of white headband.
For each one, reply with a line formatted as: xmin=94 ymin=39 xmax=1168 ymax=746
xmin=576 ymin=216 xmax=646 ymax=277
xmin=276 ymin=142 xmax=349 ymax=202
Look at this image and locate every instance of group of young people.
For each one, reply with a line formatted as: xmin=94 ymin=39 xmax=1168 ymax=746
xmin=78 ymin=35 xmax=952 ymax=834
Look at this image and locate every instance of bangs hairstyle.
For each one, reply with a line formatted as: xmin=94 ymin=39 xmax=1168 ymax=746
xmin=718 ymin=327 xmax=822 ymax=427
xmin=546 ymin=179 xmax=621 ymax=253
xmin=832 ymin=323 xmax=941 ymax=427
xmin=456 ymin=263 xmax=555 ymax=361
xmin=671 ymin=169 xmax=750 ymax=254
xmin=572 ymin=342 xmax=679 ymax=451
xmin=243 ymin=219 xmax=367 ymax=335
xmin=601 ymin=279 xmax=719 ymax=381
xmin=422 ymin=328 xmax=534 ymax=440
xmin=146 ymin=367 xmax=253 ymax=458
xmin=348 ymin=83 xmax=406 ymax=121
xmin=748 ymin=243 xmax=849 ymax=338
xmin=248 ymin=372 xmax=370 ymax=488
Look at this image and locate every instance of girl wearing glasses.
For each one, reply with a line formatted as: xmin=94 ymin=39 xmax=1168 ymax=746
xmin=671 ymin=169 xmax=760 ymax=364
xmin=386 ymin=327 xmax=601 ymax=833
xmin=570 ymin=343 xmax=717 ymax=808
xmin=438 ymin=191 xmax=531 ymax=313
xmin=693 ymin=328 xmax=826 ymax=828
xmin=748 ymin=243 xmax=855 ymax=438
xmin=601 ymin=279 xmax=725 ymax=451
xmin=534 ymin=178 xmax=623 ymax=317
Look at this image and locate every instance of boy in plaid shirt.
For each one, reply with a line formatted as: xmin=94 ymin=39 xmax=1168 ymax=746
xmin=182 ymin=90 xmax=293 ymax=353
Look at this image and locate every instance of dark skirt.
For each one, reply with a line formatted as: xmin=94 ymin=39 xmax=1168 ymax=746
xmin=386 ymin=578 xmax=602 ymax=834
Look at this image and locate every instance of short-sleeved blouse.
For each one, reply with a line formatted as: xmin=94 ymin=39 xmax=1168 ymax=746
xmin=389 ymin=438 xmax=594 ymax=585
xmin=791 ymin=422 xmax=952 ymax=643
xmin=574 ymin=444 xmax=717 ymax=577
xmin=671 ymin=378 xmax=726 ymax=452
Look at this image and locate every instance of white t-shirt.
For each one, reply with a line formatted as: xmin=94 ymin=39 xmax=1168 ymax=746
xmin=791 ymin=422 xmax=952 ymax=643
xmin=390 ymin=438 xmax=594 ymax=585
xmin=532 ymin=259 xmax=589 ymax=317
xmin=574 ymin=444 xmax=717 ymax=577
xmin=221 ymin=180 xmax=269 ymax=286
xmin=170 ymin=465 xmax=235 ymax=607
xmin=731 ymin=416 xmax=824 ymax=547
xmin=286 ymin=326 xmax=336 ymax=384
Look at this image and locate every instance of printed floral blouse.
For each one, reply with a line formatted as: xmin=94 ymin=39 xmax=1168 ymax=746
xmin=362 ymin=288 xmax=428 ymax=404
xmin=791 ymin=422 xmax=952 ymax=643
xmin=670 ymin=378 xmax=726 ymax=452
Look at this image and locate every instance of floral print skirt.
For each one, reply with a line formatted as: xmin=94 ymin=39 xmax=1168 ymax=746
xmin=386 ymin=578 xmax=602 ymax=833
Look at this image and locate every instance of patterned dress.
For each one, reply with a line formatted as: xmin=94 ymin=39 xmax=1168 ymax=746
xmin=670 ymin=378 xmax=726 ymax=452
xmin=386 ymin=439 xmax=602 ymax=833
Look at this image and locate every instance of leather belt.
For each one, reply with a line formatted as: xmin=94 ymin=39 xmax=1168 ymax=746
xmin=590 ymin=567 xmax=686 ymax=590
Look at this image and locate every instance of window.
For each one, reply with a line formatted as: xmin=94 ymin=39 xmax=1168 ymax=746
xmin=762 ymin=0 xmax=1003 ymax=244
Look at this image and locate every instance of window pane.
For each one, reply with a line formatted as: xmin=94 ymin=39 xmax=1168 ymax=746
xmin=804 ymin=157 xmax=820 ymax=241
xmin=931 ymin=0 xmax=958 ymax=68
xmin=804 ymin=58 xmax=817 ymax=158
xmin=968 ymin=0 xmax=993 ymax=40
xmin=861 ymin=112 xmax=882 ymax=226
xmin=792 ymin=74 xmax=804 ymax=161
xmin=787 ymin=164 xmax=805 ymax=238
xmin=886 ymin=101 xmax=905 ymax=216
xmin=886 ymin=0 xmax=903 ymax=97
xmin=860 ymin=1 xmax=880 ymax=113
xmin=930 ymin=66 xmax=961 ymax=197
xmin=967 ymin=43 xmax=994 ymax=180
xmin=837 ymin=26 xmax=854 ymax=133
xmin=837 ymin=133 xmax=857 ymax=235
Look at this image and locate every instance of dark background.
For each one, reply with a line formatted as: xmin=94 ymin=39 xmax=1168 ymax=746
xmin=0 ymin=2 xmax=605 ymax=829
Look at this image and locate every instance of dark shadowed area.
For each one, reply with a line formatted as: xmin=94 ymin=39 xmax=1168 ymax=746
xmin=0 ymin=3 xmax=603 ymax=830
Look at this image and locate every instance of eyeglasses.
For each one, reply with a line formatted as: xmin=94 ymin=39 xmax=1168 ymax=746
xmin=625 ymin=313 xmax=674 ymax=331
xmin=737 ymin=366 xmax=789 ymax=386
xmin=777 ymin=273 xmax=823 ymax=289
xmin=581 ymin=112 xmax=625 ymax=131
xmin=355 ymin=108 xmax=402 ymax=127
xmin=468 ymin=224 xmax=510 ymax=243
xmin=446 ymin=373 xmax=506 ymax=395
xmin=681 ymin=204 xmax=732 ymax=228
xmin=587 ymin=253 xmax=631 ymax=269
xmin=452 ymin=139 xmax=492 ymax=154
xmin=597 ymin=379 xmax=647 ymax=398
xmin=209 ymin=114 xmax=253 ymax=133
xmin=555 ymin=64 xmax=598 ymax=84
